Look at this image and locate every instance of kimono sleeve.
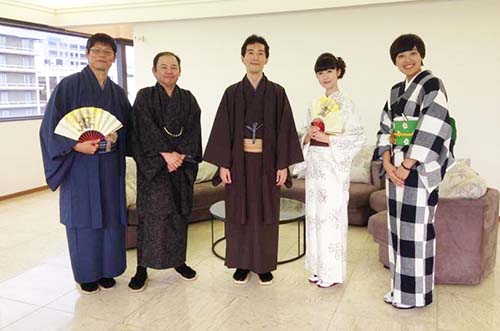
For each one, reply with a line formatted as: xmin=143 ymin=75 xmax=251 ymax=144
xmin=276 ymin=91 xmax=304 ymax=170
xmin=175 ymin=92 xmax=202 ymax=160
xmin=373 ymin=100 xmax=393 ymax=160
xmin=130 ymin=89 xmax=170 ymax=181
xmin=328 ymin=98 xmax=366 ymax=182
xmin=39 ymin=82 xmax=78 ymax=191
xmin=203 ymin=89 xmax=232 ymax=168
xmin=406 ymin=78 xmax=452 ymax=164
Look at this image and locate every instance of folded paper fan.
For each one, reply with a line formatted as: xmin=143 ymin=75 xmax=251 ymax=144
xmin=312 ymin=96 xmax=344 ymax=134
xmin=54 ymin=107 xmax=123 ymax=142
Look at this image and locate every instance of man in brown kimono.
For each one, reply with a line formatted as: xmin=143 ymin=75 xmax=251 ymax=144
xmin=204 ymin=35 xmax=303 ymax=285
xmin=128 ymin=51 xmax=202 ymax=292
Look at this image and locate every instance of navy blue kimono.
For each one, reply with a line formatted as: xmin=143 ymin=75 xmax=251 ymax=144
xmin=40 ymin=66 xmax=131 ymax=283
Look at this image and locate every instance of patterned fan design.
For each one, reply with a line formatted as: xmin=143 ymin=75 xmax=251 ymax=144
xmin=54 ymin=107 xmax=123 ymax=142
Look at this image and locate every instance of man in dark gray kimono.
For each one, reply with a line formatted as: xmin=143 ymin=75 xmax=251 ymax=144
xmin=204 ymin=35 xmax=303 ymax=285
xmin=128 ymin=51 xmax=202 ymax=292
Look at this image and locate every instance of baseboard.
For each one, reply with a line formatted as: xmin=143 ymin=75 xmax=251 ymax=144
xmin=0 ymin=186 xmax=49 ymax=201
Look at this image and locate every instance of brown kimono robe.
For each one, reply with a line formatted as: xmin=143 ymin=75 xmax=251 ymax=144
xmin=204 ymin=75 xmax=303 ymax=273
xmin=130 ymin=83 xmax=202 ymax=269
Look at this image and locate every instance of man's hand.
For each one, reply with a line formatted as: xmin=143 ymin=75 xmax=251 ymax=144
xmin=73 ymin=139 xmax=100 ymax=154
xmin=220 ymin=167 xmax=232 ymax=184
xmin=276 ymin=168 xmax=287 ymax=186
xmin=161 ymin=152 xmax=185 ymax=172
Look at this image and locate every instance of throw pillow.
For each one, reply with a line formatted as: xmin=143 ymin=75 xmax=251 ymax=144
xmin=125 ymin=157 xmax=137 ymax=207
xmin=350 ymin=145 xmax=374 ymax=184
xmin=440 ymin=159 xmax=487 ymax=199
xmin=196 ymin=161 xmax=218 ymax=183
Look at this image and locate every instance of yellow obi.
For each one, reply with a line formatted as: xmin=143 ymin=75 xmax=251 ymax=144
xmin=243 ymin=138 xmax=263 ymax=153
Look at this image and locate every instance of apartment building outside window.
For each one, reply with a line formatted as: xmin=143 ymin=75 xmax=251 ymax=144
xmin=0 ymin=19 xmax=134 ymax=121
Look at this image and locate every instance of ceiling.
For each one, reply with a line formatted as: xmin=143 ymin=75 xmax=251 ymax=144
xmin=2 ymin=0 xmax=423 ymax=28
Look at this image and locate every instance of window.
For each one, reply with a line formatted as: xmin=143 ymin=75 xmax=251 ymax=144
xmin=21 ymin=39 xmax=32 ymax=50
xmin=1 ymin=19 xmax=133 ymax=121
xmin=48 ymin=76 xmax=57 ymax=94
xmin=38 ymin=76 xmax=46 ymax=102
xmin=23 ymin=73 xmax=33 ymax=85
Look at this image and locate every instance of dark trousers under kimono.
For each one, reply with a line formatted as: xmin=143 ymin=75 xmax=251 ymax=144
xmin=386 ymin=153 xmax=437 ymax=307
xmin=225 ymin=152 xmax=279 ymax=274
xmin=65 ymin=150 xmax=126 ymax=283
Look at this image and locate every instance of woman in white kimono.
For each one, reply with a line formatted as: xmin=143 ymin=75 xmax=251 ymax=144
xmin=301 ymin=53 xmax=365 ymax=288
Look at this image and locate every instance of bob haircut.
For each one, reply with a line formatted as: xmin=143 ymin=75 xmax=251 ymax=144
xmin=390 ymin=33 xmax=426 ymax=65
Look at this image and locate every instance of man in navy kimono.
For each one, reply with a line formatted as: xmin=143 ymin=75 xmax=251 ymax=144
xmin=40 ymin=33 xmax=131 ymax=294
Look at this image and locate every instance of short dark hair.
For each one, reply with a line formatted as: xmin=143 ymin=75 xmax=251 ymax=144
xmin=86 ymin=33 xmax=117 ymax=54
xmin=153 ymin=51 xmax=181 ymax=71
xmin=241 ymin=34 xmax=269 ymax=58
xmin=314 ymin=53 xmax=346 ymax=79
xmin=390 ymin=33 xmax=426 ymax=64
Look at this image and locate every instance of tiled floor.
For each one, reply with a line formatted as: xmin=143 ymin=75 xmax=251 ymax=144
xmin=0 ymin=190 xmax=498 ymax=330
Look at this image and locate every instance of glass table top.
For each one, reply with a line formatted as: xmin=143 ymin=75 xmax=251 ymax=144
xmin=209 ymin=197 xmax=305 ymax=222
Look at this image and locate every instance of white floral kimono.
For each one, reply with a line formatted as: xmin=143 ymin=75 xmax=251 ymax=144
xmin=298 ymin=91 xmax=365 ymax=283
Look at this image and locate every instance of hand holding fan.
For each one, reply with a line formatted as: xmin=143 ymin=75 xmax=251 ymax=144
xmin=54 ymin=107 xmax=123 ymax=142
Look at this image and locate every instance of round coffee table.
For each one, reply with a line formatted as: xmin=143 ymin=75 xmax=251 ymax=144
xmin=209 ymin=197 xmax=305 ymax=264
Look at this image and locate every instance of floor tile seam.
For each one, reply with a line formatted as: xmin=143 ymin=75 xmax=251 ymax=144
xmin=0 ymin=232 xmax=64 ymax=251
xmin=197 ymin=295 xmax=242 ymax=331
xmin=182 ymin=280 xmax=250 ymax=299
xmin=40 ymin=287 xmax=79 ymax=309
xmin=327 ymin=312 xmax=439 ymax=330
xmin=0 ymin=305 xmax=45 ymax=331
xmin=0 ymin=295 xmax=43 ymax=307
xmin=40 ymin=305 xmax=122 ymax=325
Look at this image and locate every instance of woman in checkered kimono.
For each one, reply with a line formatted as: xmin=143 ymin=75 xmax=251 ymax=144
xmin=374 ymin=34 xmax=454 ymax=309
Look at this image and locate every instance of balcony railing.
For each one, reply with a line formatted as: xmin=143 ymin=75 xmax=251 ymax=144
xmin=0 ymin=83 xmax=38 ymax=87
xmin=0 ymin=64 xmax=35 ymax=69
xmin=0 ymin=44 xmax=35 ymax=52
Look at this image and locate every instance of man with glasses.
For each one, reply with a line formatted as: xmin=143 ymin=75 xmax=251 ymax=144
xmin=40 ymin=33 xmax=131 ymax=294
xmin=127 ymin=51 xmax=202 ymax=292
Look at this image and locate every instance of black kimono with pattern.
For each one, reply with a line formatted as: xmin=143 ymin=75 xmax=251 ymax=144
xmin=130 ymin=83 xmax=202 ymax=269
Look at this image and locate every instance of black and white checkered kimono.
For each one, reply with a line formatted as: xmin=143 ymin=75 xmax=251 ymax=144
xmin=374 ymin=70 xmax=455 ymax=307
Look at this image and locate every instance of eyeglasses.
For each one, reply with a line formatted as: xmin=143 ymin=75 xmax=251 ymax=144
xmin=89 ymin=48 xmax=114 ymax=56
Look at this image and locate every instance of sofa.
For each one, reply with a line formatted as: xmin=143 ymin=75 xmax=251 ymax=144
xmin=125 ymin=146 xmax=383 ymax=248
xmin=367 ymin=160 xmax=499 ymax=285
xmin=125 ymin=158 xmax=225 ymax=249
xmin=281 ymin=159 xmax=383 ymax=226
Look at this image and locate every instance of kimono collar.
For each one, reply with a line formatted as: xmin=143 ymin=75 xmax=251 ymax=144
xmin=243 ymin=74 xmax=268 ymax=94
xmin=404 ymin=69 xmax=425 ymax=90
xmin=155 ymin=82 xmax=179 ymax=99
xmin=83 ymin=65 xmax=110 ymax=91
xmin=327 ymin=90 xmax=342 ymax=99
xmin=397 ymin=70 xmax=432 ymax=100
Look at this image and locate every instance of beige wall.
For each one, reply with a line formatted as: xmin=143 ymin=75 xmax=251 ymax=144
xmin=0 ymin=120 xmax=46 ymax=196
xmin=134 ymin=0 xmax=500 ymax=191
